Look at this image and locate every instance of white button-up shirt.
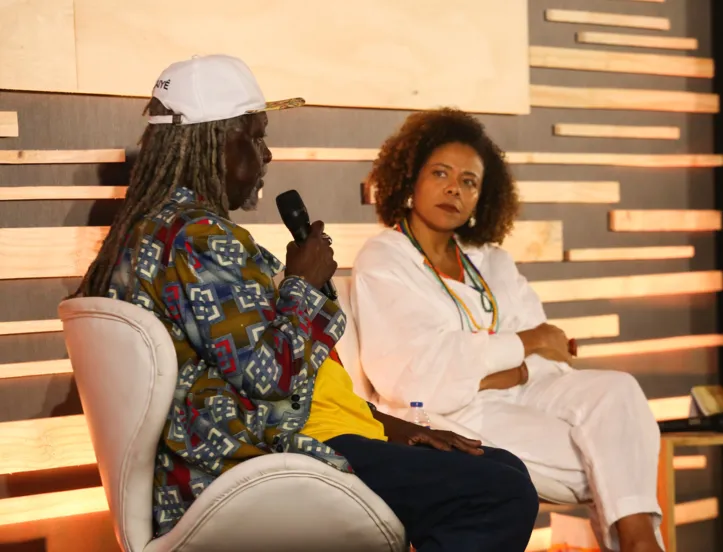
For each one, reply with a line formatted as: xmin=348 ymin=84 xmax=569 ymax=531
xmin=352 ymin=228 xmax=570 ymax=416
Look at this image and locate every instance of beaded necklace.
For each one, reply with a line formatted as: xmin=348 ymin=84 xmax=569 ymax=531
xmin=396 ymin=219 xmax=499 ymax=334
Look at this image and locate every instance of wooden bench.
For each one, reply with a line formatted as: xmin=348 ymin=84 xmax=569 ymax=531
xmin=657 ymin=433 xmax=723 ymax=552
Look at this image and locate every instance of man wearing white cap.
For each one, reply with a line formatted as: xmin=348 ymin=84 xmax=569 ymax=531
xmin=75 ymin=55 xmax=539 ymax=550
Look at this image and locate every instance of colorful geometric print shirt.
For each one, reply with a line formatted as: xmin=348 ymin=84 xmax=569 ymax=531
xmin=108 ymin=187 xmax=352 ymax=537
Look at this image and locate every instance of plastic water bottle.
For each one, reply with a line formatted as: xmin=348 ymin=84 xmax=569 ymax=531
xmin=407 ymin=401 xmax=431 ymax=429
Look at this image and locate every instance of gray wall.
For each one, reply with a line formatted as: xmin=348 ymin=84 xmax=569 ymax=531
xmin=0 ymin=0 xmax=720 ymax=549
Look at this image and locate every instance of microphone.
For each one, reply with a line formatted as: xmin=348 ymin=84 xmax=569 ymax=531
xmin=658 ymin=413 xmax=723 ymax=434
xmin=276 ymin=190 xmax=338 ymax=301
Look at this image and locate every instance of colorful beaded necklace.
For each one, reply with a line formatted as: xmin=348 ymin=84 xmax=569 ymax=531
xmin=396 ymin=218 xmax=499 ymax=334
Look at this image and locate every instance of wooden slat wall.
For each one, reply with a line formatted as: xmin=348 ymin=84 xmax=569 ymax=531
xmin=0 ymin=150 xmax=126 ymax=164
xmin=576 ymin=31 xmax=698 ymax=51
xmin=0 ymin=112 xmax=18 ymax=138
xmin=565 ymin=246 xmax=695 ymax=262
xmin=610 ymin=210 xmax=723 ymax=232
xmin=545 ymin=9 xmax=670 ymax=30
xmin=554 ymin=124 xmax=680 ymax=140
xmin=529 ymin=46 xmax=713 ymax=78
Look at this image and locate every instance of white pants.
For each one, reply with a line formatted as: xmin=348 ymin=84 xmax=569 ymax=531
xmin=447 ymin=369 xmax=664 ymax=551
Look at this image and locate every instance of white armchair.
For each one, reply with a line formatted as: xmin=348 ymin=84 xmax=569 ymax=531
xmin=59 ymin=297 xmax=406 ymax=552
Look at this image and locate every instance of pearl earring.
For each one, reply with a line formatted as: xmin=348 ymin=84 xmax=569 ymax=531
xmin=468 ymin=215 xmax=476 ymax=227
xmin=406 ymin=196 xmax=413 ymax=209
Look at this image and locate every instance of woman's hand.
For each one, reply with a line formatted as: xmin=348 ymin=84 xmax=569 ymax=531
xmin=518 ymin=323 xmax=574 ymax=364
xmin=373 ymin=411 xmax=484 ymax=455
xmin=479 ymin=363 xmax=529 ymax=391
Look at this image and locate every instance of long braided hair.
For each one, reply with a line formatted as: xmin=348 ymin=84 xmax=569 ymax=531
xmin=73 ymin=98 xmax=249 ymax=298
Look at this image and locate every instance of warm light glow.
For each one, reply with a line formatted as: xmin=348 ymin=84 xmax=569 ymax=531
xmin=578 ymin=335 xmax=723 ymax=359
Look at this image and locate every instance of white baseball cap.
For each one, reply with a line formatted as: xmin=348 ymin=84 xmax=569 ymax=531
xmin=148 ymin=54 xmax=304 ymax=125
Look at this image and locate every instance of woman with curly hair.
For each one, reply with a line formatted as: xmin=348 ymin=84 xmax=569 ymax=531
xmin=352 ymin=109 xmax=663 ymax=552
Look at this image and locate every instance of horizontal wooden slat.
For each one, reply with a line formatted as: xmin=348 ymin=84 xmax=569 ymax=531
xmin=0 ymin=112 xmax=18 ymax=138
xmin=271 ymin=147 xmax=378 ymax=162
xmin=0 ymin=150 xmax=126 ymax=164
xmin=672 ymin=455 xmax=707 ymax=470
xmin=0 ymin=221 xmax=561 ymax=280
xmin=530 ymin=84 xmax=719 ymax=113
xmin=565 ymin=246 xmax=695 ymax=262
xmin=518 ymin=181 xmax=620 ymax=203
xmin=531 ymin=271 xmax=723 ymax=303
xmin=554 ymin=124 xmax=680 ymax=140
xmin=545 ymin=9 xmax=670 ymax=31
xmin=0 ymin=486 xmax=108 ymax=528
xmin=577 ymin=31 xmax=698 ymax=51
xmin=0 ymin=359 xmax=72 ymax=379
xmin=529 ymin=46 xmax=712 ymax=78
xmin=549 ymin=315 xmax=619 ymax=340
xmin=578 ymin=335 xmax=723 ymax=359
xmin=506 ymin=152 xmax=723 ymax=168
xmin=365 ymin=181 xmax=620 ymax=205
xmin=649 ymin=396 xmax=691 ymax=421
xmin=664 ymin=433 xmax=723 ymax=447
xmin=0 ymin=318 xmax=63 ymax=336
xmin=610 ymin=210 xmax=722 ymax=232
xmin=0 ymin=415 xmax=95 ymax=475
xmin=0 ymin=186 xmax=127 ymax=201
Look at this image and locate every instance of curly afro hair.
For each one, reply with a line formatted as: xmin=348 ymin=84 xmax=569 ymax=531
xmin=370 ymin=108 xmax=519 ymax=247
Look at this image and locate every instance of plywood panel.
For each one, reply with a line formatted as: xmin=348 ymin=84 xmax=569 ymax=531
xmin=0 ymin=487 xmax=108 ymax=528
xmin=0 ymin=319 xmax=63 ymax=336
xmin=565 ymin=246 xmax=695 ymax=262
xmin=675 ymin=498 xmax=719 ymax=526
xmin=0 ymin=186 xmax=127 ymax=201
xmin=0 ymin=221 xmax=561 ymax=280
xmin=0 ymin=359 xmax=72 ymax=379
xmin=505 ymin=152 xmax=723 ymax=168
xmin=577 ymin=31 xmax=698 ymax=51
xmin=530 ymin=85 xmax=719 ymax=113
xmin=554 ymin=124 xmax=680 ymax=140
xmin=610 ymin=210 xmax=722 ymax=232
xmin=577 ymin=335 xmax=723 ymax=359
xmin=69 ymin=0 xmax=530 ymax=114
xmin=529 ymin=46 xmax=712 ymax=78
xmin=673 ymin=456 xmax=707 ymax=470
xmin=649 ymin=396 xmax=691 ymax=421
xmin=0 ymin=416 xmax=95 ymax=475
xmin=550 ymin=315 xmax=619 ymax=340
xmin=0 ymin=0 xmax=77 ymax=93
xmin=531 ymin=271 xmax=723 ymax=303
xmin=0 ymin=150 xmax=126 ymax=165
xmin=545 ymin=9 xmax=670 ymax=31
xmin=0 ymin=112 xmax=19 ymax=138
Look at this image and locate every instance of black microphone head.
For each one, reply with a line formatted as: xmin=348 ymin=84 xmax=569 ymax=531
xmin=276 ymin=190 xmax=310 ymax=240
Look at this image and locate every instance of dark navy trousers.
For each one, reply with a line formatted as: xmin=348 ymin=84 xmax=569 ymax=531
xmin=326 ymin=435 xmax=539 ymax=552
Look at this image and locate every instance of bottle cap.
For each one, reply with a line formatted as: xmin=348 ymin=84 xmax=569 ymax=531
xmin=410 ymin=401 xmax=423 ymax=407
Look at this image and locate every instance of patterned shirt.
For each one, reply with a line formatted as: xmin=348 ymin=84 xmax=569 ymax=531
xmin=108 ymin=187 xmax=351 ymax=536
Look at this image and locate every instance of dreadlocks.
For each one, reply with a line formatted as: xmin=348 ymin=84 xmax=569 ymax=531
xmin=74 ymin=98 xmax=249 ymax=298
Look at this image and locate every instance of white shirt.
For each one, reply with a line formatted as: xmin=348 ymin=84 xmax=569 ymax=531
xmin=351 ymin=228 xmax=570 ymax=416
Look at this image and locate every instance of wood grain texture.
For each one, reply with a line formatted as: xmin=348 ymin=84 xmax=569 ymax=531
xmin=0 ymin=150 xmax=126 ymax=164
xmin=664 ymin=433 xmax=723 ymax=447
xmin=0 ymin=0 xmax=77 ymax=93
xmin=554 ymin=124 xmax=680 ymax=140
xmin=0 ymin=415 xmax=95 ymax=475
xmin=70 ymin=0 xmax=530 ymax=114
xmin=672 ymin=456 xmax=707 ymax=470
xmin=531 ymin=271 xmax=723 ymax=303
xmin=565 ymin=246 xmax=695 ymax=262
xmin=365 ymin=181 xmax=620 ymax=205
xmin=0 ymin=186 xmax=127 ymax=200
xmin=0 ymin=486 xmax=108 ymax=527
xmin=577 ymin=335 xmax=723 ymax=359
xmin=577 ymin=31 xmax=698 ymax=51
xmin=649 ymin=396 xmax=691 ymax=421
xmin=505 ymin=152 xmax=723 ymax=168
xmin=530 ymin=85 xmax=719 ymax=113
xmin=0 ymin=319 xmax=63 ymax=336
xmin=545 ymin=9 xmax=670 ymax=31
xmin=529 ymin=46 xmax=712 ymax=78
xmin=0 ymin=221 xmax=562 ymax=280
xmin=0 ymin=359 xmax=72 ymax=379
xmin=610 ymin=210 xmax=722 ymax=232
xmin=0 ymin=112 xmax=19 ymax=138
